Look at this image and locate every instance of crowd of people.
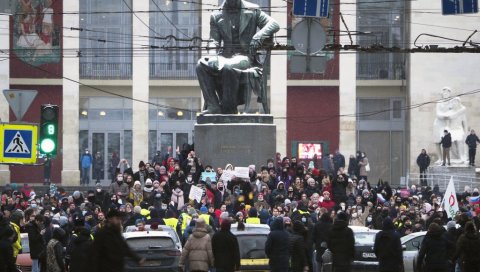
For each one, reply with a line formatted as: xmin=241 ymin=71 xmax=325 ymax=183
xmin=1 ymin=145 xmax=480 ymax=272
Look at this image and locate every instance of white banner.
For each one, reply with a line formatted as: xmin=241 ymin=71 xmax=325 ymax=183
xmin=234 ymin=167 xmax=250 ymax=179
xmin=188 ymin=185 xmax=203 ymax=202
xmin=443 ymin=176 xmax=459 ymax=218
xmin=220 ymin=170 xmax=235 ymax=182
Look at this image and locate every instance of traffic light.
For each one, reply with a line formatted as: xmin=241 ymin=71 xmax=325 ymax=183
xmin=39 ymin=104 xmax=59 ymax=156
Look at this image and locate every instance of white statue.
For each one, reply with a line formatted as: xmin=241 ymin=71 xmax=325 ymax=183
xmin=433 ymin=87 xmax=468 ymax=164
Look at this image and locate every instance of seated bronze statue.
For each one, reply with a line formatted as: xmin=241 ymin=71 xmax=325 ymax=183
xmin=196 ymin=0 xmax=279 ymax=114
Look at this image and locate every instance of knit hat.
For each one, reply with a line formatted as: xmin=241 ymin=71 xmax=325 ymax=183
xmin=336 ymin=212 xmax=348 ymax=222
xmin=284 ymin=199 xmax=291 ymax=206
xmin=221 ymin=220 xmax=231 ymax=231
xmin=73 ymin=191 xmax=81 ymax=199
xmin=134 ymin=180 xmax=141 ymax=187
xmin=133 ymin=206 xmax=142 ymax=214
xmin=195 ymin=217 xmax=206 ymax=228
xmin=200 ymin=206 xmax=208 ymax=214
xmin=447 ymin=220 xmax=456 ymax=229
xmin=145 ymin=179 xmax=153 ymax=186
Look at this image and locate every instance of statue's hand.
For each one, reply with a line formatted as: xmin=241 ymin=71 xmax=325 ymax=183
xmin=249 ymin=38 xmax=262 ymax=56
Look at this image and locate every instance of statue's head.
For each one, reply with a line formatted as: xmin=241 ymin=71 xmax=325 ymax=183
xmin=224 ymin=0 xmax=241 ymax=10
xmin=442 ymin=87 xmax=452 ymax=99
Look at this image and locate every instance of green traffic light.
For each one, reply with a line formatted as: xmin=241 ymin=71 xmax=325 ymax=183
xmin=40 ymin=138 xmax=56 ymax=153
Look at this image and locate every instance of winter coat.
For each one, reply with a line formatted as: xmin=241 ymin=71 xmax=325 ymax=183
xmin=26 ymin=221 xmax=45 ymax=259
xmin=374 ymin=225 xmax=403 ymax=271
xmin=465 ymin=133 xmax=480 ymax=149
xmin=211 ymin=229 xmax=240 ymax=272
xmin=333 ymin=153 xmax=346 ymax=173
xmin=92 ymin=223 xmax=142 ymax=272
xmin=347 ymin=157 xmax=357 ymax=177
xmin=327 ymin=219 xmax=355 ymax=267
xmin=109 ymin=181 xmax=129 ymax=197
xmin=179 ymin=227 xmax=214 ymax=272
xmin=417 ymin=226 xmax=452 ymax=272
xmin=265 ymin=218 xmax=290 ymax=272
xmin=350 ymin=209 xmax=370 ymax=227
xmin=0 ymin=237 xmax=16 ymax=272
xmin=68 ymin=229 xmax=93 ymax=272
xmin=332 ymin=178 xmax=348 ymax=203
xmin=313 ymin=214 xmax=332 ymax=261
xmin=453 ymin=232 xmax=480 ymax=270
xmin=358 ymin=157 xmax=369 ymax=177
xmin=417 ymin=153 xmax=431 ymax=171
xmin=171 ymin=188 xmax=185 ymax=209
xmin=289 ymin=231 xmax=308 ymax=272
xmin=441 ymin=133 xmax=452 ymax=148
xmin=46 ymin=238 xmax=65 ymax=272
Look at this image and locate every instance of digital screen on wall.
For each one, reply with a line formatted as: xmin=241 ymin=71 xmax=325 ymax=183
xmin=297 ymin=143 xmax=322 ymax=159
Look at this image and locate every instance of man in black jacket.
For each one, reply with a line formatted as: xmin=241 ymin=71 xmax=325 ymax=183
xmin=92 ymin=209 xmax=144 ymax=272
xmin=265 ymin=217 xmax=290 ymax=272
xmin=440 ymin=130 xmax=452 ymax=166
xmin=416 ymin=149 xmax=431 ymax=186
xmin=26 ymin=214 xmax=45 ymax=272
xmin=465 ymin=129 xmax=480 ymax=166
xmin=417 ymin=222 xmax=453 ymax=272
xmin=313 ymin=212 xmax=333 ymax=264
xmin=212 ymin=220 xmax=240 ymax=272
xmin=327 ymin=212 xmax=355 ymax=272
xmin=374 ymin=217 xmax=403 ymax=272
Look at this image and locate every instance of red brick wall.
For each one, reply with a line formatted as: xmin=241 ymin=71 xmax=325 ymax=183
xmin=286 ymin=86 xmax=339 ymax=157
xmin=9 ymin=85 xmax=63 ymax=184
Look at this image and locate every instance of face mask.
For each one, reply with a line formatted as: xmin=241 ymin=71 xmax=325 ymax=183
xmin=88 ymin=196 xmax=95 ymax=202
xmin=218 ymin=186 xmax=223 ymax=191
xmin=268 ymin=163 xmax=274 ymax=168
xmin=31 ymin=204 xmax=37 ymax=208
xmin=145 ymin=185 xmax=153 ymax=188
xmin=96 ymin=188 xmax=102 ymax=193
xmin=82 ymin=211 xmax=87 ymax=216
xmin=352 ymin=213 xmax=358 ymax=218
xmin=117 ymin=177 xmax=123 ymax=182
xmin=187 ymin=177 xmax=192 ymax=182
xmin=367 ymin=217 xmax=372 ymax=223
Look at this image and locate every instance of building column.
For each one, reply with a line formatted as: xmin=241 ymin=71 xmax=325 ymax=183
xmin=131 ymin=0 xmax=150 ymax=169
xmin=61 ymin=1 xmax=80 ymax=185
xmin=270 ymin=0 xmax=288 ymax=156
xmin=339 ymin=4 xmax=357 ymax=157
xmin=0 ymin=14 xmax=11 ymax=185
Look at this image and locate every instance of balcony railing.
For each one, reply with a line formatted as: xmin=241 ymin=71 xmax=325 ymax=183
xmin=80 ymin=62 xmax=132 ymax=79
xmin=357 ymin=61 xmax=405 ymax=80
xmin=149 ymin=63 xmax=197 ymax=80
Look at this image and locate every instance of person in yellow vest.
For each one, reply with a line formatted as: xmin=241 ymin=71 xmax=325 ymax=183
xmin=199 ymin=205 xmax=217 ymax=232
xmin=163 ymin=209 xmax=179 ymax=230
xmin=177 ymin=207 xmax=195 ymax=237
xmin=246 ymin=207 xmax=260 ymax=224
xmin=9 ymin=211 xmax=23 ymax=259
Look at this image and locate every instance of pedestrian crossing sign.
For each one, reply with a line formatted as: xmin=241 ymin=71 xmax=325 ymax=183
xmin=0 ymin=124 xmax=38 ymax=164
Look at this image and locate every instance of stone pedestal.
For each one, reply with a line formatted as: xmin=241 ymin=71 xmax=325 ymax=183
xmin=195 ymin=114 xmax=276 ymax=169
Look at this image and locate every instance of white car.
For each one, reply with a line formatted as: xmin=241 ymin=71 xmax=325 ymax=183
xmin=401 ymin=231 xmax=426 ymax=272
xmin=122 ymin=231 xmax=181 ymax=272
xmin=124 ymin=224 xmax=182 ymax=251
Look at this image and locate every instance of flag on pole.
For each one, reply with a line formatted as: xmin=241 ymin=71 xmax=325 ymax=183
xmin=468 ymin=196 xmax=480 ymax=205
xmin=443 ymin=176 xmax=459 ymax=219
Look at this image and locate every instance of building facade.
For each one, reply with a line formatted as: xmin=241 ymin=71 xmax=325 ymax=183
xmin=0 ymin=0 xmax=478 ymax=186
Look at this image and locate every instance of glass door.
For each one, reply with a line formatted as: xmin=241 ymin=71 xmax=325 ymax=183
xmin=90 ymin=131 xmax=122 ymax=184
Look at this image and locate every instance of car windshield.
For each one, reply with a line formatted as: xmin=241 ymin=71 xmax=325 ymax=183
xmin=354 ymin=232 xmax=376 ymax=245
xmin=236 ymin=234 xmax=268 ymax=259
xmin=126 ymin=237 xmax=175 ymax=249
